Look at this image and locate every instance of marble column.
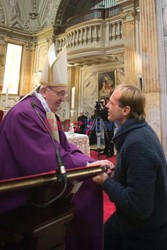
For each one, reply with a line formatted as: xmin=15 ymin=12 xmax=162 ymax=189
xmin=140 ymin=0 xmax=161 ymax=140
xmin=122 ymin=8 xmax=137 ymax=85
xmin=0 ymin=43 xmax=6 ymax=88
xmin=21 ymin=44 xmax=35 ymax=96
xmin=0 ymin=43 xmax=6 ymax=109
xmin=140 ymin=0 xmax=159 ymax=92
xmin=156 ymin=0 xmax=167 ymax=158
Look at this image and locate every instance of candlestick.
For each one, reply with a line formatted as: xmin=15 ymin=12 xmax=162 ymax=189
xmin=65 ymin=101 xmax=69 ymax=119
xmin=69 ymin=109 xmax=76 ymax=136
xmin=0 ymin=85 xmax=2 ymax=109
xmin=71 ymin=87 xmax=75 ymax=109
xmin=5 ymin=87 xmax=9 ymax=108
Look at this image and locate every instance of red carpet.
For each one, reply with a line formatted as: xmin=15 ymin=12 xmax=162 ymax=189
xmin=90 ymin=150 xmax=116 ymax=222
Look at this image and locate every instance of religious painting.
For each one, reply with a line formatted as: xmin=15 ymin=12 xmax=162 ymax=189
xmin=98 ymin=71 xmax=115 ymax=101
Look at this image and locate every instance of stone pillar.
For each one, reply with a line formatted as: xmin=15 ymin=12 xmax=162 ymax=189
xmin=140 ymin=0 xmax=161 ymax=140
xmin=122 ymin=7 xmax=137 ymax=85
xmin=156 ymin=0 xmax=167 ymax=158
xmin=140 ymin=0 xmax=159 ymax=92
xmin=0 ymin=41 xmax=6 ymax=109
xmin=21 ymin=42 xmax=35 ymax=96
xmin=0 ymin=42 xmax=6 ymax=89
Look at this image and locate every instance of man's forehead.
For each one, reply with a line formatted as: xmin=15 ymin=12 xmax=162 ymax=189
xmin=111 ymin=90 xmax=121 ymax=102
xmin=51 ymin=86 xmax=67 ymax=92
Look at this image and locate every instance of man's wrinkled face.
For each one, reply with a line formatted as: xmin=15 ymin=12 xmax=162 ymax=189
xmin=41 ymin=86 xmax=67 ymax=113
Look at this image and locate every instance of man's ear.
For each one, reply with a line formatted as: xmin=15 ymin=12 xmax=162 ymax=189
xmin=40 ymin=87 xmax=47 ymax=98
xmin=123 ymin=106 xmax=131 ymax=116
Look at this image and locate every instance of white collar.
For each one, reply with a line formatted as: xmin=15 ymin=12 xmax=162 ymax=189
xmin=33 ymin=91 xmax=51 ymax=112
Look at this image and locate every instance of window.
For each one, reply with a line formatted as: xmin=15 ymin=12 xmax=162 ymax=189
xmin=2 ymin=43 xmax=22 ymax=95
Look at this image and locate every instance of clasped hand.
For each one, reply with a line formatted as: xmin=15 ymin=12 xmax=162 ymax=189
xmin=87 ymin=160 xmax=115 ymax=185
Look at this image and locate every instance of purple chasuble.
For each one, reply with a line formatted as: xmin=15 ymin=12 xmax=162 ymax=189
xmin=0 ymin=96 xmax=103 ymax=250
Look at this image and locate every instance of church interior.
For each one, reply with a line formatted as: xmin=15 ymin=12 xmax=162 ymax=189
xmin=0 ymin=0 xmax=167 ymax=248
xmin=0 ymin=0 xmax=166 ymax=159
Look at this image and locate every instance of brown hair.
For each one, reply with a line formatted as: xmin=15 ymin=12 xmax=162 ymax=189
xmin=115 ymin=84 xmax=146 ymax=121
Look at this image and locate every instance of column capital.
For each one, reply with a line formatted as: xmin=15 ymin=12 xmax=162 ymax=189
xmin=25 ymin=41 xmax=36 ymax=51
xmin=122 ymin=8 xmax=136 ymax=22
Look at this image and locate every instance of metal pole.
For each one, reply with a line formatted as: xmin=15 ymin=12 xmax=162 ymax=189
xmin=0 ymin=166 xmax=105 ymax=193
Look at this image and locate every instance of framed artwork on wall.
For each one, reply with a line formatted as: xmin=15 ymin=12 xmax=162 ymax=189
xmin=98 ymin=71 xmax=116 ymax=100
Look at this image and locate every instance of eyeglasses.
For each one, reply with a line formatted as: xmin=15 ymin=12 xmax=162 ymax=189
xmin=47 ymin=87 xmax=68 ymax=98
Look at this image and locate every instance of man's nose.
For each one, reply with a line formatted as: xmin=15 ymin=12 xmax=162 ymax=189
xmin=60 ymin=95 xmax=67 ymax=101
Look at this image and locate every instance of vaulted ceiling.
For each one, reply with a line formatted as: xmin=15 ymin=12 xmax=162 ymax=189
xmin=0 ymin=0 xmax=109 ymax=33
xmin=0 ymin=0 xmax=62 ymax=33
xmin=0 ymin=0 xmax=121 ymax=67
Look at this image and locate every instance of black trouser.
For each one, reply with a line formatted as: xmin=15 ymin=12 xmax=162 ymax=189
xmin=104 ymin=213 xmax=167 ymax=250
xmin=104 ymin=129 xmax=114 ymax=154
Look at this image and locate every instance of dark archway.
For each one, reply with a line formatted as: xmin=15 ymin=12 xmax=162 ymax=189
xmin=54 ymin=0 xmax=107 ymax=31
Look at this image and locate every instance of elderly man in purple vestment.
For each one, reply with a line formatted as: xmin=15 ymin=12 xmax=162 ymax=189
xmin=0 ymin=44 xmax=114 ymax=250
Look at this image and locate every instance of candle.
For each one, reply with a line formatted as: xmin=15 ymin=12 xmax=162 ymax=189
xmin=65 ymin=101 xmax=69 ymax=119
xmin=5 ymin=87 xmax=9 ymax=108
xmin=0 ymin=85 xmax=2 ymax=108
xmin=71 ymin=87 xmax=75 ymax=109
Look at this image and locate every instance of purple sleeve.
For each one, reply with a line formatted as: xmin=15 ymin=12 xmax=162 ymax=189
xmin=10 ymin=111 xmax=94 ymax=176
xmin=55 ymin=131 xmax=95 ymax=168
